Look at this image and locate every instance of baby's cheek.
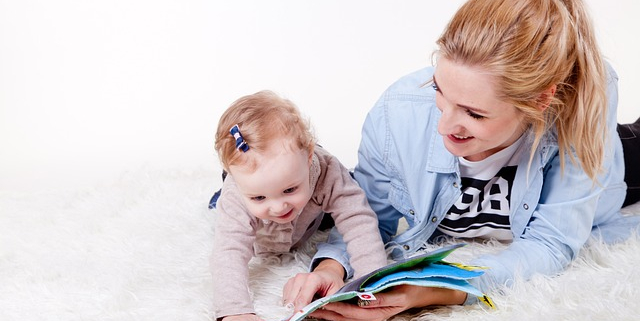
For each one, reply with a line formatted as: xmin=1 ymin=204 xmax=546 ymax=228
xmin=246 ymin=205 xmax=266 ymax=220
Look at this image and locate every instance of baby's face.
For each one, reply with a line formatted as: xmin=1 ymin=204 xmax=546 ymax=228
xmin=229 ymin=144 xmax=313 ymax=224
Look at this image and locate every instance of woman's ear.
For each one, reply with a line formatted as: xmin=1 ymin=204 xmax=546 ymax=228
xmin=538 ymin=84 xmax=557 ymax=111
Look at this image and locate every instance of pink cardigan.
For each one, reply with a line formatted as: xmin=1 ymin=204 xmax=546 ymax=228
xmin=210 ymin=146 xmax=387 ymax=319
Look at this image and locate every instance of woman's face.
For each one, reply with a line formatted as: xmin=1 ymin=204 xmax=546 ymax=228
xmin=433 ymin=57 xmax=527 ymax=161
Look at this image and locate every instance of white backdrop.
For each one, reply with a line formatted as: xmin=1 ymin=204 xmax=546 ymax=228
xmin=1 ymin=0 xmax=638 ymax=193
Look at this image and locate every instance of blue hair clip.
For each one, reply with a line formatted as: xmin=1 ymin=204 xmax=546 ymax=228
xmin=230 ymin=124 xmax=249 ymax=152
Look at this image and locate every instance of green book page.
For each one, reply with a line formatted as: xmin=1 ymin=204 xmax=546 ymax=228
xmin=284 ymin=243 xmax=495 ymax=321
xmin=340 ymin=243 xmax=466 ymax=293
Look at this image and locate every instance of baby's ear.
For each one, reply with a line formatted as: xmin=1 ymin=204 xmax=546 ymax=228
xmin=308 ymin=146 xmax=315 ymax=165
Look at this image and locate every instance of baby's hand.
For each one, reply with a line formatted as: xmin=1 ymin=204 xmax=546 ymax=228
xmin=222 ymin=313 xmax=264 ymax=321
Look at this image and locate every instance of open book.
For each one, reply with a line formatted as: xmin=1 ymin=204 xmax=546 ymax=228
xmin=285 ymin=243 xmax=495 ymax=321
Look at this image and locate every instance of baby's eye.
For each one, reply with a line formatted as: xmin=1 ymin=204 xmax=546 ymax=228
xmin=283 ymin=187 xmax=298 ymax=194
xmin=251 ymin=196 xmax=266 ymax=202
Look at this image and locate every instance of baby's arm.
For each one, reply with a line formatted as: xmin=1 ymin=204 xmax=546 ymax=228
xmin=333 ymin=207 xmax=388 ymax=278
xmin=321 ymin=158 xmax=388 ymax=278
xmin=211 ymin=182 xmax=259 ymax=319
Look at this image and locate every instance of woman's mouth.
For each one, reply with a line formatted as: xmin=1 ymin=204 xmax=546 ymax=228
xmin=448 ymin=134 xmax=472 ymax=143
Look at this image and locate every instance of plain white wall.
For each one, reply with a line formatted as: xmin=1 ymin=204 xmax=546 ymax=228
xmin=1 ymin=0 xmax=638 ymax=193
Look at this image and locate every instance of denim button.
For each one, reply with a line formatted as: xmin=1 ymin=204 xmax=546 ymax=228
xmin=409 ymin=210 xmax=415 ymax=215
xmin=403 ymin=245 xmax=410 ymax=250
xmin=523 ymin=203 xmax=529 ymax=210
xmin=431 ymin=217 xmax=437 ymax=223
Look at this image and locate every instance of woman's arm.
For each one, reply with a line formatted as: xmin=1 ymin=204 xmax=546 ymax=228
xmin=470 ymin=62 xmax=623 ymax=293
xmin=309 ymin=285 xmax=466 ymax=321
xmin=353 ymin=108 xmax=402 ymax=244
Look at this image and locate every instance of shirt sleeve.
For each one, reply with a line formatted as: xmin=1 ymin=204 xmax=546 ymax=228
xmin=353 ymin=102 xmax=405 ymax=245
xmin=470 ymin=62 xmax=623 ymax=294
xmin=312 ymin=93 xmax=406 ymax=278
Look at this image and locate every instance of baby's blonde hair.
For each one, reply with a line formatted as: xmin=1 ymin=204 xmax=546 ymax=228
xmin=437 ymin=0 xmax=607 ymax=181
xmin=215 ymin=90 xmax=316 ymax=171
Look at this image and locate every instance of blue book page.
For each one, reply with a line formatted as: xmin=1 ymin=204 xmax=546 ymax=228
xmin=365 ymin=276 xmax=485 ymax=298
xmin=284 ymin=243 xmax=494 ymax=321
xmin=362 ymin=263 xmax=484 ymax=292
xmin=338 ymin=243 xmax=466 ymax=293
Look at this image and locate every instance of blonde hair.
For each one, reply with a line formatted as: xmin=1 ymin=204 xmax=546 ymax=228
xmin=214 ymin=90 xmax=316 ymax=171
xmin=436 ymin=0 xmax=607 ymax=181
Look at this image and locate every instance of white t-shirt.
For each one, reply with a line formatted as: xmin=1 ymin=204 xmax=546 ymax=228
xmin=437 ymin=135 xmax=526 ymax=241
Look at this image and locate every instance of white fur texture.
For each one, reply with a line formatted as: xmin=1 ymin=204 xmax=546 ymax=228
xmin=2 ymin=168 xmax=639 ymax=321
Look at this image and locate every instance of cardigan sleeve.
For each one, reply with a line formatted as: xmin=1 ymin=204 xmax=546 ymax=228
xmin=210 ymin=177 xmax=258 ymax=319
xmin=313 ymin=147 xmax=388 ymax=278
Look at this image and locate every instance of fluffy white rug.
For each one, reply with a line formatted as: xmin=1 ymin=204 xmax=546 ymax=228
xmin=2 ymin=168 xmax=640 ymax=321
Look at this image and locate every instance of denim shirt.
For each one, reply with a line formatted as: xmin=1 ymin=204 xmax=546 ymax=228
xmin=314 ymin=63 xmax=634 ymax=300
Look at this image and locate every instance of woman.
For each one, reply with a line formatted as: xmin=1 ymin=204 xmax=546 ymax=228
xmin=282 ymin=0 xmax=640 ymax=320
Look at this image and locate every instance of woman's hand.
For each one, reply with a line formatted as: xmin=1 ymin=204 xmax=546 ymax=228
xmin=308 ymin=285 xmax=467 ymax=321
xmin=282 ymin=259 xmax=346 ymax=311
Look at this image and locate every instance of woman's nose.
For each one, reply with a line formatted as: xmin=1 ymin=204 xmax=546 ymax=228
xmin=437 ymin=107 xmax=458 ymax=135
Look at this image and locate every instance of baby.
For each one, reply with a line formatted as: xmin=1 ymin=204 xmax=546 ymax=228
xmin=209 ymin=90 xmax=387 ymax=321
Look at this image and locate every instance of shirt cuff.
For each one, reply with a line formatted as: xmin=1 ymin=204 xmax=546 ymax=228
xmin=463 ymin=292 xmax=479 ymax=305
xmin=311 ymin=242 xmax=354 ymax=280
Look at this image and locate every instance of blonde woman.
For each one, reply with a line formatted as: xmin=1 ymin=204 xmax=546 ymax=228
xmin=283 ymin=0 xmax=640 ymax=320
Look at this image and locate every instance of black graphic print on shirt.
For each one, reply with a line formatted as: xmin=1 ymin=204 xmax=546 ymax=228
xmin=438 ymin=165 xmax=517 ymax=240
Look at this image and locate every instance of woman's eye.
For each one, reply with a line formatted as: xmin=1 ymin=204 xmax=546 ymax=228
xmin=432 ymin=83 xmax=439 ymax=92
xmin=466 ymin=110 xmax=485 ymax=120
